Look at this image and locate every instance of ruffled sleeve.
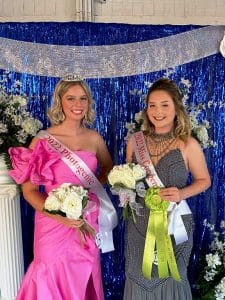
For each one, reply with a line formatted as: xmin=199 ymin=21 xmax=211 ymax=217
xmin=8 ymin=139 xmax=61 ymax=185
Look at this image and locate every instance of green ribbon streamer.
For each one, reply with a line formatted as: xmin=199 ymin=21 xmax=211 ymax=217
xmin=142 ymin=187 xmax=181 ymax=281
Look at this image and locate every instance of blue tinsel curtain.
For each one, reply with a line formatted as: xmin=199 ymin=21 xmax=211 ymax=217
xmin=0 ymin=22 xmax=225 ymax=299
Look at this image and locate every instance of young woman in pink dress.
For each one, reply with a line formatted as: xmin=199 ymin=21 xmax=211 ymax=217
xmin=9 ymin=76 xmax=116 ymax=300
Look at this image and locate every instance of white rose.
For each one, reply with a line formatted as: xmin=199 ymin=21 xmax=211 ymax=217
xmin=132 ymin=164 xmax=146 ymax=181
xmin=44 ymin=195 xmax=61 ymax=211
xmin=61 ymin=193 xmax=83 ymax=219
xmin=108 ymin=168 xmax=124 ymax=186
xmin=59 ymin=183 xmax=71 ymax=189
xmin=108 ymin=165 xmax=136 ymax=189
xmin=119 ymin=173 xmax=136 ymax=189
xmin=71 ymin=185 xmax=88 ymax=198
xmin=220 ymin=34 xmax=225 ymax=58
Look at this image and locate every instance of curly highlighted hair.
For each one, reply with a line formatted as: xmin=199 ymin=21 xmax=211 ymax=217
xmin=47 ymin=79 xmax=95 ymax=127
xmin=142 ymin=78 xmax=192 ymax=141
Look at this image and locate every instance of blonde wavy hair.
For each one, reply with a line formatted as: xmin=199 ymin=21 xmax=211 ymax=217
xmin=48 ymin=79 xmax=95 ymax=126
xmin=142 ymin=78 xmax=192 ymax=141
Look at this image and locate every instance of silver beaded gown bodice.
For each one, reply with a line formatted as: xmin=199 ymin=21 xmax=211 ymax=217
xmin=123 ymin=148 xmax=194 ymax=300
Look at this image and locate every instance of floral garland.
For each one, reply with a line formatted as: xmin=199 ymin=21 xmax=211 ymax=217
xmin=125 ymin=72 xmax=214 ymax=149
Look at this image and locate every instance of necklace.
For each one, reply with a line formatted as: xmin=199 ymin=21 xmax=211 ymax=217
xmin=146 ymin=131 xmax=177 ymax=158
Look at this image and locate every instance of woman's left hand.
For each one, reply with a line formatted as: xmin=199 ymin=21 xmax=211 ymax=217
xmin=159 ymin=187 xmax=181 ymax=203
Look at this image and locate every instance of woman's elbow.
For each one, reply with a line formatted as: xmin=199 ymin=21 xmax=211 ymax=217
xmin=203 ymin=176 xmax=211 ymax=191
xmin=206 ymin=176 xmax=211 ymax=189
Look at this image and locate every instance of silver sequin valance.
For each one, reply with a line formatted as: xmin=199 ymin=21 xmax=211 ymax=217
xmin=0 ymin=26 xmax=224 ymax=78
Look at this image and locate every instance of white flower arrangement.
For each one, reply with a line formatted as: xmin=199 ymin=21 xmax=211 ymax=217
xmin=44 ymin=183 xmax=89 ymax=219
xmin=44 ymin=183 xmax=96 ymax=243
xmin=197 ymin=220 xmax=225 ymax=299
xmin=108 ymin=163 xmax=146 ymax=222
xmin=126 ymin=75 xmax=214 ymax=148
xmin=0 ymin=72 xmax=43 ymax=156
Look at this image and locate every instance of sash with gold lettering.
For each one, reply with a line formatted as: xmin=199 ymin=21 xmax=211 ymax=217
xmin=38 ymin=130 xmax=118 ymax=253
xmin=132 ymin=131 xmax=191 ymax=281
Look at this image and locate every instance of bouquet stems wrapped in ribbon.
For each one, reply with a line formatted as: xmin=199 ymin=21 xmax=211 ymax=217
xmin=142 ymin=187 xmax=181 ymax=281
xmin=43 ymin=183 xmax=96 ymax=246
xmin=107 ymin=163 xmax=146 ymax=222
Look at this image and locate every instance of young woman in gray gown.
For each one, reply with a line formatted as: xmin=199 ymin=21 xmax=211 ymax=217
xmin=124 ymin=78 xmax=211 ymax=300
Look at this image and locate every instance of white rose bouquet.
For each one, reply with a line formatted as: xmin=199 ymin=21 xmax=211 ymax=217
xmin=108 ymin=163 xmax=146 ymax=222
xmin=44 ymin=183 xmax=96 ymax=244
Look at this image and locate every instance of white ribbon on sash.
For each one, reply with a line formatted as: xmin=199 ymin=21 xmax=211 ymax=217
xmin=132 ymin=131 xmax=192 ymax=245
xmin=38 ymin=130 xmax=118 ymax=253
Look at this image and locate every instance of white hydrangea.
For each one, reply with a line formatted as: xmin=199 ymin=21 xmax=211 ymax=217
xmin=16 ymin=130 xmax=28 ymax=144
xmin=0 ymin=123 xmax=8 ymax=133
xmin=134 ymin=111 xmax=143 ymax=123
xmin=21 ymin=117 xmax=42 ymax=135
xmin=193 ymin=126 xmax=209 ymax=147
xmin=215 ymin=277 xmax=225 ymax=300
xmin=12 ymin=95 xmax=27 ymax=106
xmin=206 ymin=253 xmax=222 ymax=268
xmin=0 ymin=74 xmax=43 ymax=153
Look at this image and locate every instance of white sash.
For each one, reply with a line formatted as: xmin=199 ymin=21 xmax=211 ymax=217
xmin=132 ymin=131 xmax=192 ymax=245
xmin=38 ymin=130 xmax=118 ymax=253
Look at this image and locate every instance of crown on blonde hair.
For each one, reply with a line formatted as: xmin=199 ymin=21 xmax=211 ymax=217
xmin=61 ymin=74 xmax=84 ymax=82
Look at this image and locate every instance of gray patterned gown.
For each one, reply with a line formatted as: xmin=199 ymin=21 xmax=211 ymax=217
xmin=123 ymin=149 xmax=194 ymax=300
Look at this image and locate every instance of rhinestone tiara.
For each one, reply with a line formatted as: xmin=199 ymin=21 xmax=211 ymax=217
xmin=61 ymin=74 xmax=84 ymax=82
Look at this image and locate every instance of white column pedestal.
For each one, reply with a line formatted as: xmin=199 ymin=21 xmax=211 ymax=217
xmin=0 ymin=184 xmax=24 ymax=300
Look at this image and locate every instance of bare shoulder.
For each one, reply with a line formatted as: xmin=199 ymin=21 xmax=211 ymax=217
xmin=45 ymin=126 xmax=60 ymax=135
xmin=29 ymin=136 xmax=41 ymax=149
xmin=84 ymin=128 xmax=104 ymax=142
xmin=185 ymin=136 xmax=202 ymax=151
xmin=182 ymin=136 xmax=205 ymax=162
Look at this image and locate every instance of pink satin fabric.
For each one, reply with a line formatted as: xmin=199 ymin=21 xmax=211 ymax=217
xmin=9 ymin=139 xmax=104 ymax=300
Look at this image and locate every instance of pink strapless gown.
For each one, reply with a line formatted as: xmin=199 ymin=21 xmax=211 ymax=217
xmin=9 ymin=139 xmax=104 ymax=300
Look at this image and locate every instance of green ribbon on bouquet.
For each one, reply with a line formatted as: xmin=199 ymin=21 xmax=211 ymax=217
xmin=142 ymin=187 xmax=181 ymax=281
